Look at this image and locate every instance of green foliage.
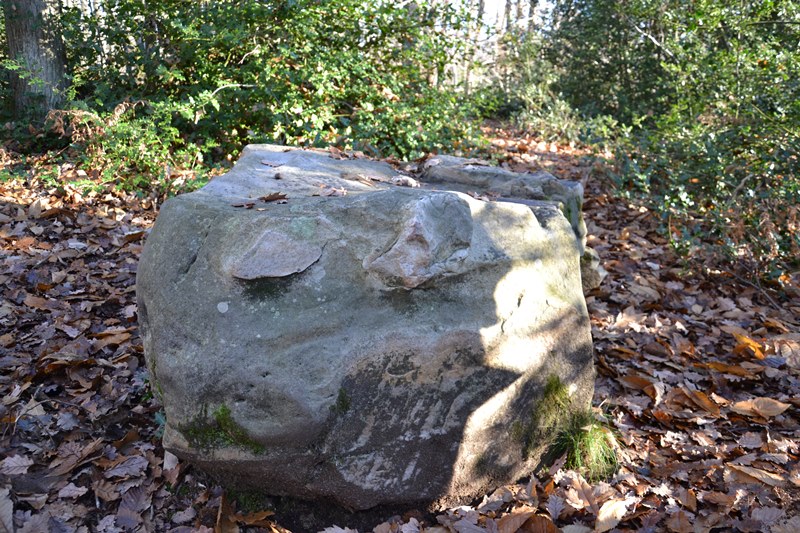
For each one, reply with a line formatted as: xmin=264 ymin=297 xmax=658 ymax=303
xmin=551 ymin=409 xmax=619 ymax=482
xmin=606 ymin=0 xmax=800 ymax=274
xmin=46 ymin=0 xmax=478 ymax=190
xmin=507 ymin=0 xmax=800 ymax=277
xmin=546 ymin=0 xmax=673 ymax=122
xmin=518 ymin=375 xmax=618 ymax=481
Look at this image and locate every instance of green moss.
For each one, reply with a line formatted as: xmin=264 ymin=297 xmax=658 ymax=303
xmin=518 ymin=375 xmax=573 ymax=457
xmin=146 ymin=358 xmax=165 ymax=402
xmin=510 ymin=421 xmax=526 ymax=443
xmin=229 ymin=488 xmax=269 ymax=514
xmin=182 ymin=404 xmax=265 ymax=454
xmin=535 ymin=375 xmax=571 ymax=428
xmin=473 ymin=452 xmax=491 ymax=476
xmin=330 ymin=388 xmax=350 ymax=415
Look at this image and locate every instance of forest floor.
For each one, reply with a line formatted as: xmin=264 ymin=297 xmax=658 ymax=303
xmin=1 ymin=127 xmax=799 ymax=533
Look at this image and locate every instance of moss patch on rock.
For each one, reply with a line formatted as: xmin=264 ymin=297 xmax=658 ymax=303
xmin=182 ymin=404 xmax=265 ymax=454
xmin=330 ymin=387 xmax=351 ymax=415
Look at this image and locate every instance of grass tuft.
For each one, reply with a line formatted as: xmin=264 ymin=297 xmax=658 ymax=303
xmin=550 ymin=409 xmax=618 ymax=482
xmin=520 ymin=375 xmax=619 ymax=481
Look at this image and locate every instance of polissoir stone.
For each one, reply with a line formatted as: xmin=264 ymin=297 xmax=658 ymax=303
xmin=137 ymin=145 xmax=594 ymax=511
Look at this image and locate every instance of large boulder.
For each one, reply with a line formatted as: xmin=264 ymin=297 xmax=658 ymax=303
xmin=137 ymin=145 xmax=594 ymax=511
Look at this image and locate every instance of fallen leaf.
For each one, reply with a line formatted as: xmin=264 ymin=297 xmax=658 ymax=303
xmin=519 ymin=515 xmax=558 ymax=533
xmin=771 ymin=516 xmax=800 ymax=533
xmin=771 ymin=334 xmax=800 ymax=369
xmin=216 ymin=493 xmax=240 ymax=533
xmin=1 ymin=455 xmax=34 ymax=475
xmin=676 ymin=487 xmax=697 ymax=512
xmin=92 ymin=479 xmax=120 ymax=502
xmin=684 ymin=389 xmax=721 ymax=417
xmin=665 ymin=510 xmax=693 ymax=533
xmin=258 ymin=192 xmax=288 ymax=202
xmin=172 ymin=506 xmax=197 ymax=524
xmin=477 ymin=486 xmax=515 ymax=513
xmin=0 ymin=487 xmax=13 ymax=533
xmin=545 ymin=495 xmax=565 ymax=521
xmin=738 ymin=432 xmax=763 ymax=449
xmin=497 ymin=507 xmax=536 ymax=533
xmin=116 ymin=486 xmax=151 ymax=529
xmin=700 ymin=491 xmax=735 ymax=507
xmin=103 ymin=455 xmax=149 ymax=478
xmin=732 ymin=332 xmax=765 ymax=359
xmin=730 ymin=398 xmax=791 ymax=419
xmin=726 ymin=464 xmax=786 ymax=487
xmin=560 ymin=526 xmax=592 ymax=533
xmin=58 ymin=482 xmax=88 ymax=499
xmin=595 ymin=498 xmax=631 ymax=532
xmin=701 ymin=361 xmax=754 ymax=377
xmin=569 ymin=476 xmax=600 ymax=515
xmin=750 ymin=506 xmax=783 ymax=526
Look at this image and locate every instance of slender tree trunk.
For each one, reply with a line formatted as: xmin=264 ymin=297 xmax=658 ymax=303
xmin=463 ymin=0 xmax=485 ymax=95
xmin=528 ymin=0 xmax=538 ymax=32
xmin=2 ymin=0 xmax=67 ymax=120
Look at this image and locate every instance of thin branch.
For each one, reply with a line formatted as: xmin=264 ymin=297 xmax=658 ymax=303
xmin=625 ymin=18 xmax=675 ymax=59
xmin=210 ymin=84 xmax=257 ymax=98
xmin=731 ymin=272 xmax=785 ymax=313
xmin=746 ymin=20 xmax=800 ymax=26
xmin=238 ymin=45 xmax=261 ymax=65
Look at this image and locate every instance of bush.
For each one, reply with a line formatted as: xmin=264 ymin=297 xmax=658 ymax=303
xmin=54 ymin=0 xmax=479 ymax=179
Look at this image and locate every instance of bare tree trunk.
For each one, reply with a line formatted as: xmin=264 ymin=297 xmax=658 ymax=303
xmin=3 ymin=0 xmax=67 ymax=120
xmin=528 ymin=0 xmax=538 ymax=32
xmin=463 ymin=0 xmax=485 ymax=95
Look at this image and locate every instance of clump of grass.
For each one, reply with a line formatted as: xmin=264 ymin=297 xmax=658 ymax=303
xmin=521 ymin=375 xmax=619 ymax=481
xmin=551 ymin=408 xmax=618 ymax=482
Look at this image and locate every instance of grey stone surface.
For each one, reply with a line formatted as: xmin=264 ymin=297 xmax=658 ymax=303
xmin=137 ymin=144 xmax=594 ymax=510
xmin=420 ymin=155 xmax=587 ymax=251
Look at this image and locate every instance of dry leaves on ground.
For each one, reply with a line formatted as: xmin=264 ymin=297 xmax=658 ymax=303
xmin=1 ymin=132 xmax=799 ymax=532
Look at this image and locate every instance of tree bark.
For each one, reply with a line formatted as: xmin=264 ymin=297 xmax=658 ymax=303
xmin=528 ymin=0 xmax=538 ymax=32
xmin=3 ymin=0 xmax=67 ymax=120
xmin=463 ymin=0 xmax=485 ymax=95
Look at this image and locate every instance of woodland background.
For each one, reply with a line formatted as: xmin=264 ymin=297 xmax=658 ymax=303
xmin=1 ymin=1 xmax=799 ymax=532
xmin=2 ymin=0 xmax=798 ymax=277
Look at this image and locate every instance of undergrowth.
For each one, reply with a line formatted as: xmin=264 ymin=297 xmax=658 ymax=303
xmin=523 ymin=376 xmax=619 ymax=482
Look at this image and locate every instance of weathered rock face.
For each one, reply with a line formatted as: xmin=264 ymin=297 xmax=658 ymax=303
xmin=420 ymin=155 xmax=587 ymax=252
xmin=137 ymin=145 xmax=594 ymax=511
xmin=418 ymin=155 xmax=603 ymax=291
